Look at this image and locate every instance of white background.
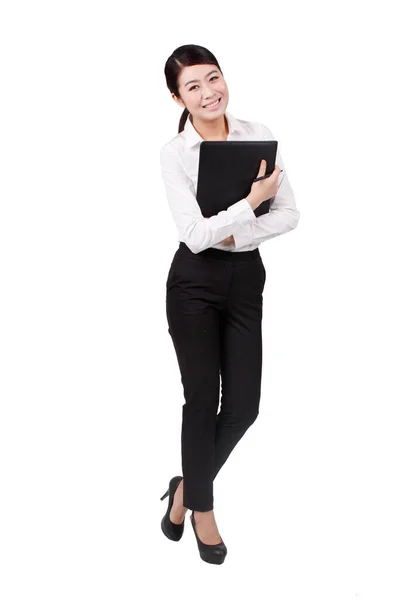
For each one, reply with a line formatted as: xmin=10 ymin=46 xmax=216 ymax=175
xmin=1 ymin=1 xmax=399 ymax=598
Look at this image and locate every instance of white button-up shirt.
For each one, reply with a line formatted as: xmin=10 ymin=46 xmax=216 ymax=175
xmin=159 ymin=111 xmax=300 ymax=254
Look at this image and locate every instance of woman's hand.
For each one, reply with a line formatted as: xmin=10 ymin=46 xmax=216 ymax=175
xmin=222 ymin=234 xmax=235 ymax=246
xmin=246 ymin=159 xmax=281 ymax=211
xmin=205 ymin=218 xmax=235 ymax=246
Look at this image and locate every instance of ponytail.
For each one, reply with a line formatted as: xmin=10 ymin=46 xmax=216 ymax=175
xmin=178 ymin=107 xmax=190 ymax=133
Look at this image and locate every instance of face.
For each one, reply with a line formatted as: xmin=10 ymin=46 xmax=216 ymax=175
xmin=172 ymin=64 xmax=229 ymax=122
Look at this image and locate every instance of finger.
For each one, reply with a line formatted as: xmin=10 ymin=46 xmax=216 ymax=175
xmin=272 ymin=164 xmax=281 ymax=179
xmin=258 ymin=159 xmax=267 ymax=176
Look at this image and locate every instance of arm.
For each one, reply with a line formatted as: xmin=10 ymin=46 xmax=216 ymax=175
xmin=232 ymin=124 xmax=300 ymax=250
xmin=160 ymin=144 xmax=257 ymax=254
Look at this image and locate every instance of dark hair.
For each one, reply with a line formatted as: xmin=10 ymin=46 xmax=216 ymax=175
xmin=164 ymin=44 xmax=223 ymax=133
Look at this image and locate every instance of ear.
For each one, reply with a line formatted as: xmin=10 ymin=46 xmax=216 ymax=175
xmin=171 ymin=93 xmax=185 ymax=109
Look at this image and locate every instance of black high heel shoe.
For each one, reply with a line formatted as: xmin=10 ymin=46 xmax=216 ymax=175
xmin=190 ymin=511 xmax=228 ymax=565
xmin=160 ymin=475 xmax=186 ymax=541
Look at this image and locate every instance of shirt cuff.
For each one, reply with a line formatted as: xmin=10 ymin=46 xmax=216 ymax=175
xmin=232 ymin=224 xmax=253 ymax=250
xmin=227 ymin=198 xmax=257 ymax=225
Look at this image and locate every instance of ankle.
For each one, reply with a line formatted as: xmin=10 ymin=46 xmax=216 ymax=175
xmin=193 ymin=509 xmax=214 ymax=519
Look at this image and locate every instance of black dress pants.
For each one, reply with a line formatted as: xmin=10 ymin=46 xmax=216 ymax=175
xmin=166 ymin=242 xmax=266 ymax=512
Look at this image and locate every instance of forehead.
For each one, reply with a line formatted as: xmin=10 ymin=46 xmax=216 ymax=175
xmin=179 ymin=64 xmax=220 ymax=87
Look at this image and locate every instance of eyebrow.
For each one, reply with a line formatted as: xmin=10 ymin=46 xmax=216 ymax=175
xmin=184 ymin=70 xmax=219 ymax=87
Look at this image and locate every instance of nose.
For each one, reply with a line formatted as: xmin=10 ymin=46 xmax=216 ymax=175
xmin=203 ymin=85 xmax=215 ymax=99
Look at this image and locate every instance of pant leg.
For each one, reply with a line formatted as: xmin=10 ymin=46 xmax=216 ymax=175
xmin=213 ymin=256 xmax=266 ymax=480
xmin=166 ymin=252 xmax=229 ymax=511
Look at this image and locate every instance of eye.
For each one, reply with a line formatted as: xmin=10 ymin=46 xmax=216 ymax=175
xmin=189 ymin=76 xmax=219 ymax=91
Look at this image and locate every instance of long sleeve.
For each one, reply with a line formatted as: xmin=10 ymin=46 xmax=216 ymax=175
xmin=160 ymin=144 xmax=257 ymax=254
xmin=231 ymin=124 xmax=300 ymax=250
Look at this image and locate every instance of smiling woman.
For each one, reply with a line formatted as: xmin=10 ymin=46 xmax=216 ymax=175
xmin=159 ymin=43 xmax=300 ymax=567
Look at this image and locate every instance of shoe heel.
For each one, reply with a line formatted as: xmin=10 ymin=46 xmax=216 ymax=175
xmin=160 ymin=475 xmax=185 ymax=542
xmin=160 ymin=489 xmax=169 ymax=501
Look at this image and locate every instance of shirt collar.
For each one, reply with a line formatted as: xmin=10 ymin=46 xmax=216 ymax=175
xmin=182 ymin=110 xmax=245 ymax=148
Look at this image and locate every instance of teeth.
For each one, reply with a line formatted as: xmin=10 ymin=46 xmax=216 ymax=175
xmin=204 ymin=98 xmax=220 ymax=108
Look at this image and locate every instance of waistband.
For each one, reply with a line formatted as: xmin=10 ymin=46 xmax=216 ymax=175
xmin=178 ymin=242 xmax=260 ymax=262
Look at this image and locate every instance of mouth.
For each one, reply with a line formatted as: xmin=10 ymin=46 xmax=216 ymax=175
xmin=203 ymin=97 xmax=221 ymax=109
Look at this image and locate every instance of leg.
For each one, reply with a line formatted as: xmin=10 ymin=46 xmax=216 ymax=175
xmin=166 ymin=258 xmax=223 ymax=512
xmin=213 ymin=258 xmax=265 ymax=480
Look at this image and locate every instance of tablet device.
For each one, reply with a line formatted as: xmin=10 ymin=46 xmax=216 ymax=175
xmin=196 ymin=141 xmax=278 ymax=218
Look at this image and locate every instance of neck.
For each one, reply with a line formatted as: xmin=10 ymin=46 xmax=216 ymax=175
xmin=190 ymin=113 xmax=229 ymax=141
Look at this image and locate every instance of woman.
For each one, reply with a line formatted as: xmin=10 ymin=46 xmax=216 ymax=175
xmin=159 ymin=44 xmax=300 ymax=565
